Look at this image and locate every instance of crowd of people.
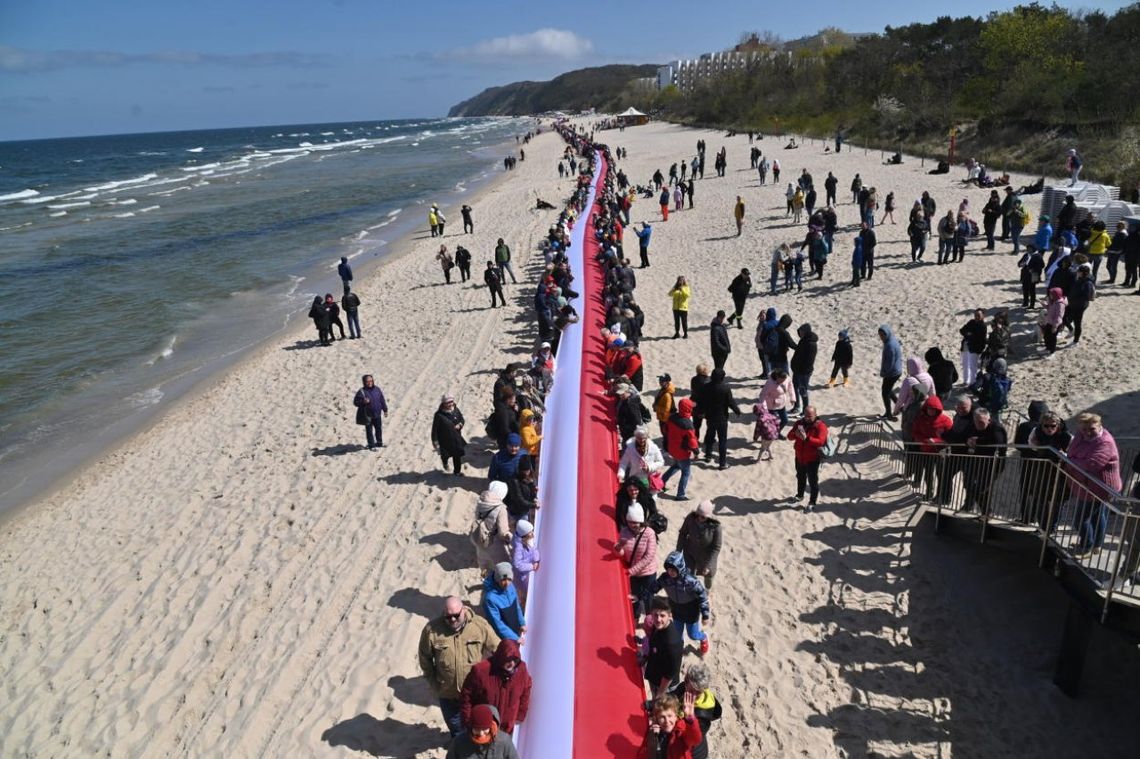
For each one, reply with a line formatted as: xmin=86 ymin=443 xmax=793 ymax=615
xmin=339 ymin=122 xmax=1140 ymax=757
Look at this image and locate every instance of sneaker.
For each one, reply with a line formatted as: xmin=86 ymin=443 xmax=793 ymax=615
xmin=842 ymin=378 xmax=850 ymax=387
xmin=805 ymin=502 xmax=816 ymax=512
xmin=699 ymin=637 xmax=710 ymax=656
xmin=786 ymin=494 xmax=802 ymax=504
xmin=675 ymin=494 xmax=691 ymax=501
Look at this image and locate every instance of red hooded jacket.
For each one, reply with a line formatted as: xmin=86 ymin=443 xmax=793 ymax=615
xmin=788 ymin=417 xmax=829 ymax=464
xmin=665 ymin=399 xmax=701 ymax=461
xmin=459 ymin=639 xmax=532 ymax=733
xmin=637 ymin=715 xmax=703 ymax=759
xmin=910 ymin=396 xmax=953 ymax=453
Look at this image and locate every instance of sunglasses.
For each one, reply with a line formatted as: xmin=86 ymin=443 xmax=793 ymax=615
xmin=444 ymin=612 xmax=463 ymax=621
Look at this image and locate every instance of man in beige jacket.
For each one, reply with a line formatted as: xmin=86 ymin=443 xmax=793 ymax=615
xmin=419 ymin=596 xmax=500 ymax=736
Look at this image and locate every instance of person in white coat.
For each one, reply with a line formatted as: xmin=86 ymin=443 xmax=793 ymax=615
xmin=618 ymin=425 xmax=666 ymax=486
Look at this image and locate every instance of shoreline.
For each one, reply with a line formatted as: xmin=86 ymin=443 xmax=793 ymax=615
xmin=0 ymin=133 xmax=522 ymax=524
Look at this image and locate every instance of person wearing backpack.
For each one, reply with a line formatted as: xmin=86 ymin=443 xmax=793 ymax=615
xmin=755 ymin=308 xmax=779 ymax=379
xmin=786 ymin=406 xmax=829 ymax=512
xmin=472 ymin=481 xmax=512 ymax=575
xmin=971 ymin=358 xmax=1013 ymax=426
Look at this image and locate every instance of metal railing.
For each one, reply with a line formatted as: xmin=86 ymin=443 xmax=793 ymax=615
xmin=870 ymin=419 xmax=1140 ymax=621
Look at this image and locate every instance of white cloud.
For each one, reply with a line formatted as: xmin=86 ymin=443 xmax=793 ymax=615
xmin=458 ymin=29 xmax=593 ymax=61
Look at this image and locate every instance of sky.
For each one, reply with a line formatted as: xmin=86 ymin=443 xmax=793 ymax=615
xmin=0 ymin=0 xmax=1131 ymax=141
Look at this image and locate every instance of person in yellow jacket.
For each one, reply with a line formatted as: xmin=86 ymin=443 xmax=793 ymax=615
xmin=519 ymin=408 xmax=542 ymax=459
xmin=669 ymin=276 xmax=691 ymax=339
xmin=792 ymin=188 xmax=805 ymax=224
xmin=428 ymin=206 xmax=440 ymax=238
xmin=653 ymin=373 xmax=676 ymax=438
xmin=1086 ymin=219 xmax=1112 ymax=283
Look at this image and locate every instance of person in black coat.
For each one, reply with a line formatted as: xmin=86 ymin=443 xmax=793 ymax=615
xmin=1063 ymin=264 xmax=1096 ymax=344
xmin=1018 ymin=248 xmax=1045 ymax=307
xmin=484 ymin=261 xmax=506 ymax=308
xmin=958 ymin=310 xmax=988 ymax=386
xmin=642 ymin=597 xmax=684 ymax=697
xmin=709 ymin=311 xmax=732 ymax=371
xmin=771 ymin=314 xmax=797 ymax=374
xmin=789 ymin=323 xmax=818 ymax=414
xmin=489 ymin=388 xmax=519 ymax=449
xmin=858 ymin=223 xmax=877 ymax=280
xmin=431 ymin=395 xmax=467 ymax=474
xmin=1057 ymin=195 xmax=1077 ymax=232
xmin=726 ymin=269 xmax=752 ymax=328
xmin=614 ymin=475 xmax=658 ymax=530
xmin=923 ymin=347 xmax=958 ymax=399
xmin=307 ymin=296 xmax=332 ymax=346
xmin=505 ymin=466 xmax=538 ymax=519
xmin=615 ymin=385 xmax=645 ymax=443
xmin=690 ymin=365 xmax=712 ymax=440
xmin=694 ymin=368 xmax=740 ymax=470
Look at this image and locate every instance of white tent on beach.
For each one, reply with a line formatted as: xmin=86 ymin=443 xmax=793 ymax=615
xmin=616 ymin=107 xmax=649 ymax=126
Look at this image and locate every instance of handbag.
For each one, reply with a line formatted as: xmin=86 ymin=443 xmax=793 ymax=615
xmin=647 ymin=471 xmax=665 ymax=492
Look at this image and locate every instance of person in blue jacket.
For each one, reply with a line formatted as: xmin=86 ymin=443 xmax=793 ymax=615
xmin=851 ymin=236 xmax=864 ymax=287
xmin=337 ymin=256 xmax=353 ymax=295
xmin=635 ymin=222 xmax=653 ymax=268
xmin=483 ymin=562 xmax=526 ymax=643
xmin=488 ymin=434 xmax=531 ymax=483
xmin=878 ymin=325 xmax=903 ymax=419
xmin=641 ymin=552 xmax=712 ymax=656
xmin=1034 ymin=215 xmax=1053 ymax=256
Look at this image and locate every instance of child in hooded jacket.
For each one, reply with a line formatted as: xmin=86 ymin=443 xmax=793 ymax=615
xmin=828 ymin=329 xmax=853 ymax=386
xmin=641 ymin=551 xmax=712 ymax=655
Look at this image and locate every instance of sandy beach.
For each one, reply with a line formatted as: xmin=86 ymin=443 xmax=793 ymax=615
xmin=3 ymin=119 xmax=1140 ymax=758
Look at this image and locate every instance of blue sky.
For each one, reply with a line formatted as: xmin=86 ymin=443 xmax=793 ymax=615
xmin=0 ymin=0 xmax=1130 ymax=140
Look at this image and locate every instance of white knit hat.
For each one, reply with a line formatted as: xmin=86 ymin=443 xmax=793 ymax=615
xmin=626 ymin=504 xmax=645 ymax=524
xmin=516 ymin=519 xmax=534 ymax=537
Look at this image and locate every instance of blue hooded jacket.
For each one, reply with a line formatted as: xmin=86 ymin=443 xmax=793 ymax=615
xmin=641 ymin=551 xmax=711 ymax=620
xmin=482 ymin=575 xmax=526 ymax=641
xmin=852 ymin=237 xmax=864 ymax=268
xmin=879 ymin=324 xmax=903 ymax=378
xmin=1035 ymin=222 xmax=1053 ymax=253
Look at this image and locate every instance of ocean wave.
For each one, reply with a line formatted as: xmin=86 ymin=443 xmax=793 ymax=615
xmin=181 ymin=162 xmax=221 ymax=172
xmin=126 ymin=387 xmax=164 ymax=405
xmin=145 ymin=335 xmax=177 ymax=365
xmin=139 ymin=205 xmax=160 ymax=213
xmin=83 ymin=173 xmax=158 ymax=193
xmin=49 ymin=211 xmax=67 ymax=217
xmin=113 ymin=211 xmax=136 ymax=218
xmin=47 ymin=201 xmax=91 ymax=210
xmin=187 ymin=147 xmax=205 ymax=153
xmin=149 ymin=186 xmax=191 ymax=197
xmin=138 ymin=151 xmax=167 ymax=156
xmin=109 ymin=198 xmax=138 ymax=206
xmin=0 ymin=188 xmax=39 ymax=202
xmin=19 ymin=194 xmax=61 ymax=205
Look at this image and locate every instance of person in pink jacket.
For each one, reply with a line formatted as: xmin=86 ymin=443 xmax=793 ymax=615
xmin=1066 ymin=412 xmax=1122 ymax=554
xmin=1038 ymin=287 xmax=1066 ymax=356
xmin=616 ymin=503 xmax=658 ymax=621
xmin=758 ymin=368 xmax=796 ymax=434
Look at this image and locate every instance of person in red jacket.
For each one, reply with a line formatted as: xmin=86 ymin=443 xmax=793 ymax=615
xmin=638 ymin=692 xmax=703 ymax=759
xmin=458 ymin=639 xmax=532 ymax=734
xmin=786 ymin=405 xmax=828 ymax=511
xmin=909 ymin=395 xmax=953 ymax=499
xmin=661 ymin=398 xmax=701 ymax=501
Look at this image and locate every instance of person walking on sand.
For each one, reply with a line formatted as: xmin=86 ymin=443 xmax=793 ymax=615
xmin=418 ymin=596 xmax=500 ymax=737
xmin=485 ymin=261 xmax=506 ymax=308
xmin=324 ymin=294 xmax=346 ymax=340
xmin=878 ymin=325 xmax=903 ymax=419
xmin=695 ymin=368 xmax=740 ymax=470
xmin=494 ymin=238 xmax=517 ymax=284
xmin=454 ymin=245 xmax=472 ymax=283
xmin=461 ymin=204 xmax=474 ymax=234
xmin=789 ymin=323 xmax=818 ymax=415
xmin=786 ymin=405 xmax=829 ymax=511
xmin=660 ymin=186 xmax=671 ymax=221
xmin=459 ymin=640 xmax=532 ymax=735
xmin=677 ymin=500 xmax=721 ymax=593
xmin=641 ymin=552 xmax=713 ymax=655
xmin=669 ymin=276 xmax=691 ymax=339
xmin=827 ymin=329 xmax=853 ymax=387
xmin=431 ymin=394 xmax=467 ymax=475
xmin=733 ymin=195 xmax=745 ymax=236
xmin=667 ymin=664 xmax=723 ymax=759
xmin=433 ymin=204 xmax=447 ymax=235
xmin=824 ymin=171 xmax=838 ymax=207
xmin=636 ymin=222 xmax=653 ymax=268
xmin=308 ymin=296 xmax=332 ymax=346
xmin=1066 ymin=148 xmax=1083 ymax=187
xmin=617 ymin=503 xmax=658 ymax=619
xmin=353 ymin=374 xmax=388 ymax=449
xmin=662 ymin=399 xmax=701 ymax=501
xmin=482 ymin=562 xmax=526 ymax=643
xmin=337 ymin=256 xmax=353 ymax=295
xmin=428 ymin=205 xmax=440 ymax=238
xmin=342 ymin=288 xmax=361 ymax=339
xmin=709 ymin=311 xmax=732 ymax=372
xmin=727 ymin=268 xmax=751 ymax=329
xmin=437 ymin=245 xmax=455 ymax=284
xmin=445 ymin=704 xmax=519 ymax=759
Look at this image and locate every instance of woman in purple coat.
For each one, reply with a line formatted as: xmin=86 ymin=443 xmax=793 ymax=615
xmin=1065 ymin=412 xmax=1122 ymax=554
xmin=353 ymin=374 xmax=388 ymax=450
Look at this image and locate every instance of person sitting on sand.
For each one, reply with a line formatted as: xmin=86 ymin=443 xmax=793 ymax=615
xmin=784 ymin=137 xmax=798 ymax=149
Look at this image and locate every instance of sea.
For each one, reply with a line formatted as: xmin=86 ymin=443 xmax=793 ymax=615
xmin=0 ymin=116 xmax=529 ymax=514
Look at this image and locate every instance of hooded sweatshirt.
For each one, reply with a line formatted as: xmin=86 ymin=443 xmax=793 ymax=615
xmin=756 ymin=308 xmax=780 ymax=354
xmin=665 ymin=399 xmax=701 ymax=461
xmin=774 ymin=314 xmax=797 ymax=365
xmin=910 ymin=396 xmax=953 ymax=453
xmin=923 ymin=347 xmax=958 ymax=397
xmin=696 ymin=369 xmax=741 ymax=423
xmin=790 ymin=323 xmax=818 ymax=374
xmin=642 ymin=551 xmax=711 ymax=623
xmin=459 ymin=639 xmax=532 ymax=733
xmin=482 ymin=575 xmax=526 ymax=641
xmin=831 ymin=331 xmax=853 ymax=368
xmin=654 ymin=381 xmax=677 ymax=423
xmin=896 ymin=357 xmax=935 ymax=412
xmin=879 ymin=325 xmax=903 ymax=378
xmin=518 ymin=409 xmax=541 ymax=456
